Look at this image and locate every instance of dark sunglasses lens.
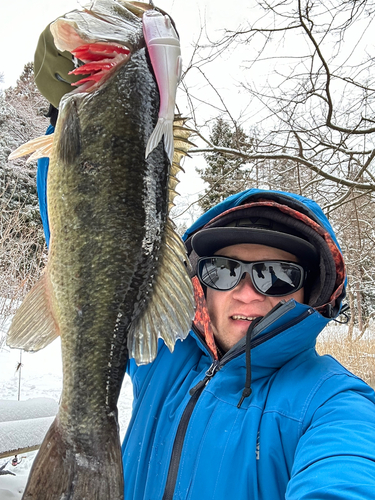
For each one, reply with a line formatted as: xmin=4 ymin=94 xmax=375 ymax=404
xmin=251 ymin=262 xmax=302 ymax=296
xmin=199 ymin=257 xmax=243 ymax=290
xmin=198 ymin=258 xmax=304 ymax=296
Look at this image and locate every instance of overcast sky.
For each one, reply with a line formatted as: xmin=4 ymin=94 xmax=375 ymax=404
xmin=0 ymin=0 xmax=251 ymax=89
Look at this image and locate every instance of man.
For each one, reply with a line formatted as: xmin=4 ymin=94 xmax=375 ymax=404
xmin=33 ymin=21 xmax=375 ymax=500
xmin=122 ymin=190 xmax=375 ymax=499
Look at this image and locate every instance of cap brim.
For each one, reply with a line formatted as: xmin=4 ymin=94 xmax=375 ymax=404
xmin=191 ymin=227 xmax=319 ymax=264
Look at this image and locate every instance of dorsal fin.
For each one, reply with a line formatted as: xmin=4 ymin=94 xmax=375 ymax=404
xmin=127 ymin=218 xmax=195 ymax=364
xmin=168 ymin=116 xmax=196 ymax=209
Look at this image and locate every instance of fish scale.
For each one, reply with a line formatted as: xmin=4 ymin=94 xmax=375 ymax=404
xmin=51 ymin=48 xmax=166 ymax=422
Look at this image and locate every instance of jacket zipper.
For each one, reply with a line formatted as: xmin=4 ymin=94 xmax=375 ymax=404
xmin=161 ymin=306 xmax=313 ymax=500
xmin=251 ymin=308 xmax=313 ymax=348
xmin=161 ymin=360 xmax=220 ymax=500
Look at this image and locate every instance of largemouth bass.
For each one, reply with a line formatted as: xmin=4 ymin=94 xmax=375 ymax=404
xmin=7 ymin=1 xmax=195 ymax=499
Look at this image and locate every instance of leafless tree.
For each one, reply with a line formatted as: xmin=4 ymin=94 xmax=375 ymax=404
xmin=183 ymin=0 xmax=375 ymax=202
xmin=181 ymin=0 xmax=375 ymax=333
xmin=0 ymin=63 xmax=49 ymax=346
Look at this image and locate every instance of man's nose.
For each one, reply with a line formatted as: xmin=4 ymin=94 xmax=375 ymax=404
xmin=231 ymin=273 xmax=265 ymax=301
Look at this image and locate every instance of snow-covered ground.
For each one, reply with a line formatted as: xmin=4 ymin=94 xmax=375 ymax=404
xmin=0 ymin=339 xmax=133 ymax=499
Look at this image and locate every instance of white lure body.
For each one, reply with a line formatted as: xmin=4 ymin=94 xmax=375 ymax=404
xmin=143 ymin=10 xmax=182 ymax=164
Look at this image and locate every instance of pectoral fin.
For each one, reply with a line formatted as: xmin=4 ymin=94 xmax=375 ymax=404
xmin=6 ymin=273 xmax=59 ymax=352
xmin=8 ymin=134 xmax=54 ymax=163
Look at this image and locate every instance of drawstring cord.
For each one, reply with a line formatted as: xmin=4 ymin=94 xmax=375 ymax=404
xmin=237 ymin=317 xmax=263 ymax=409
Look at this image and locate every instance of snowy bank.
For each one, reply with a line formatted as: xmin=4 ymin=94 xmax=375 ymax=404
xmin=0 ymin=340 xmax=133 ymax=499
xmin=0 ymin=398 xmax=58 ymax=459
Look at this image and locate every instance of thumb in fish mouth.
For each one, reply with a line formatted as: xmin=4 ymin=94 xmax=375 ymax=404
xmin=34 ymin=23 xmax=81 ymax=108
xmin=34 ymin=1 xmax=145 ymax=108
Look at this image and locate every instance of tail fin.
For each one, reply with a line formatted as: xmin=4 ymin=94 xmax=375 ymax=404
xmin=22 ymin=416 xmax=123 ymax=500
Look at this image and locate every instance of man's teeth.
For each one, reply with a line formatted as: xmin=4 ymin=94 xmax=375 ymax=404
xmin=232 ymin=315 xmax=257 ymax=321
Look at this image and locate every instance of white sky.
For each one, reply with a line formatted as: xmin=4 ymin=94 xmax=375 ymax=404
xmin=0 ymin=0 xmax=250 ymax=92
xmin=1 ymin=0 xmax=80 ymax=89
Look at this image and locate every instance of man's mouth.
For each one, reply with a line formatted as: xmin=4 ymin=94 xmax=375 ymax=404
xmin=231 ymin=315 xmax=258 ymax=321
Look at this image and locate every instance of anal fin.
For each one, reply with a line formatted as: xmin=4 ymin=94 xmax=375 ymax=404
xmin=6 ymin=272 xmax=59 ymax=351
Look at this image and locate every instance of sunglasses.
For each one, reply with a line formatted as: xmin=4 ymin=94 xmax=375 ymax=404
xmin=197 ymin=257 xmax=307 ymax=297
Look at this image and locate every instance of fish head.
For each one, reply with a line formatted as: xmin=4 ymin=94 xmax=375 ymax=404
xmin=49 ymin=1 xmax=154 ymax=94
xmin=47 ymin=0 xmax=169 ymax=176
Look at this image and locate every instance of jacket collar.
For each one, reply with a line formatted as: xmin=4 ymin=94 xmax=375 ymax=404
xmin=191 ymin=298 xmax=330 ymax=381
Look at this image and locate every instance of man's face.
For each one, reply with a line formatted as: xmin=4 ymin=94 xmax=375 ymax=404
xmin=205 ymin=243 xmax=305 ymax=352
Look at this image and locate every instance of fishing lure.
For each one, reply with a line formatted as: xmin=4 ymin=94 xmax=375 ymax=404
xmin=143 ymin=10 xmax=182 ymax=164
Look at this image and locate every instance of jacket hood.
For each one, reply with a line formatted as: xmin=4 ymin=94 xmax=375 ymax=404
xmin=183 ymin=189 xmax=347 ymax=361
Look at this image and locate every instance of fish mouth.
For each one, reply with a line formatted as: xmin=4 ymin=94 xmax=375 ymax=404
xmin=69 ymin=43 xmax=131 ymax=92
xmin=49 ymin=1 xmax=146 ymax=93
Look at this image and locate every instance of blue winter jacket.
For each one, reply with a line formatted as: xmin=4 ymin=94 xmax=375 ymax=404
xmin=36 ymin=155 xmax=375 ymax=498
xmin=121 ymin=189 xmax=375 ymax=500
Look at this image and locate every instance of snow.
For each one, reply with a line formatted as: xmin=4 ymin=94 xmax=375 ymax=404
xmin=0 ymin=398 xmax=58 ymax=422
xmin=1 ymin=472 xmax=29 ymax=499
xmin=0 ymin=397 xmax=58 ymax=457
xmin=0 ymin=339 xmax=133 ymax=499
xmin=0 ymin=415 xmax=55 ymax=457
